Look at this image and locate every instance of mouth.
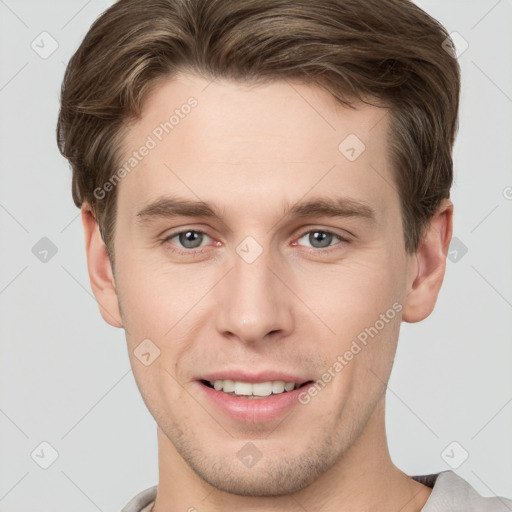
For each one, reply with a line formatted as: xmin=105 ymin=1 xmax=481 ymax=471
xmin=200 ymin=379 xmax=313 ymax=399
xmin=196 ymin=377 xmax=315 ymax=423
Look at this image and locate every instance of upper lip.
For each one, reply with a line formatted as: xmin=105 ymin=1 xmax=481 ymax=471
xmin=198 ymin=370 xmax=312 ymax=386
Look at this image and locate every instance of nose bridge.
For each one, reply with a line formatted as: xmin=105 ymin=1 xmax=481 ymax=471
xmin=215 ymin=237 xmax=292 ymax=342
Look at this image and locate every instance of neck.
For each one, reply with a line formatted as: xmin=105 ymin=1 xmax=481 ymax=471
xmin=152 ymin=398 xmax=432 ymax=512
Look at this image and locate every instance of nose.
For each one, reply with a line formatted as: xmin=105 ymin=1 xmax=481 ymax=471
xmin=214 ymin=243 xmax=294 ymax=345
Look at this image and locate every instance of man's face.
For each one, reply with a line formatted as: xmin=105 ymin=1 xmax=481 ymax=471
xmin=111 ymin=73 xmax=414 ymax=495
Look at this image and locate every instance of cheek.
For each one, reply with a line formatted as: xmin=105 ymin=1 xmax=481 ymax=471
xmin=117 ymin=242 xmax=405 ymax=335
xmin=116 ymin=257 xmax=220 ymax=394
xmin=116 ymin=254 xmax=204 ymax=336
xmin=298 ymin=253 xmax=405 ymax=396
xmin=302 ymin=256 xmax=403 ymax=333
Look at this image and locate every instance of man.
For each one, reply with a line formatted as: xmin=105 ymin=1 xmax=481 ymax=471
xmin=57 ymin=0 xmax=511 ymax=510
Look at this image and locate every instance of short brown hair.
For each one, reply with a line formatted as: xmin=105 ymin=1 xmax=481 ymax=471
xmin=57 ymin=0 xmax=460 ymax=261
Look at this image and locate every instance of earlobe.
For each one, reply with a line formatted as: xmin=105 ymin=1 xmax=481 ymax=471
xmin=81 ymin=203 xmax=123 ymax=328
xmin=402 ymin=199 xmax=453 ymax=323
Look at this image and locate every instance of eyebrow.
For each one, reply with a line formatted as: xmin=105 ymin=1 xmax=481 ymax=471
xmin=135 ymin=195 xmax=376 ymax=226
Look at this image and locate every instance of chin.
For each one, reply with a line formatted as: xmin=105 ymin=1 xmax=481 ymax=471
xmin=190 ymin=459 xmax=321 ymax=497
xmin=171 ymin=429 xmax=340 ymax=497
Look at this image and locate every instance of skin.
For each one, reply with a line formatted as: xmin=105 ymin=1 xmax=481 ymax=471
xmin=82 ymin=73 xmax=452 ymax=511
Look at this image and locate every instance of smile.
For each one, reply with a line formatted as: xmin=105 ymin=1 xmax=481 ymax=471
xmin=203 ymin=379 xmax=305 ymax=397
xmin=197 ymin=379 xmax=314 ymax=422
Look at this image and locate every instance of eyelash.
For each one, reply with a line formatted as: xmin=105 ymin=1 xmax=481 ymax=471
xmin=160 ymin=228 xmax=350 ymax=255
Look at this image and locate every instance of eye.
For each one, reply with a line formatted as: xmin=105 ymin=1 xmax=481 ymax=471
xmin=163 ymin=230 xmax=211 ymax=250
xmin=295 ymin=229 xmax=349 ymax=250
xmin=160 ymin=227 xmax=349 ymax=255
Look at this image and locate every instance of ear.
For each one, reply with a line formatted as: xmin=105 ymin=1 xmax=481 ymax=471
xmin=81 ymin=203 xmax=123 ymax=328
xmin=402 ymin=198 xmax=453 ymax=323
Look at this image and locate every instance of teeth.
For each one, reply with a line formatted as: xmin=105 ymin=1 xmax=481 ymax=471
xmin=211 ymin=380 xmax=298 ymax=396
xmin=284 ymin=382 xmax=295 ymax=392
xmin=253 ymin=382 xmax=272 ymax=397
xmin=234 ymin=381 xmax=253 ymax=396
xmin=272 ymin=381 xmax=285 ymax=394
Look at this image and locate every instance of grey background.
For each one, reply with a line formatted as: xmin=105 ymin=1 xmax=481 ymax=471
xmin=0 ymin=0 xmax=511 ymax=510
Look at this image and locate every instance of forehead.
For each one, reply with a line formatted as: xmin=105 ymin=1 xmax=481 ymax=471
xmin=117 ymin=73 xmax=397 ymax=224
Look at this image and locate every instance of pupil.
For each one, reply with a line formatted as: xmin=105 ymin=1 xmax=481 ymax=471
xmin=180 ymin=231 xmax=202 ymax=248
xmin=311 ymin=231 xmax=331 ymax=248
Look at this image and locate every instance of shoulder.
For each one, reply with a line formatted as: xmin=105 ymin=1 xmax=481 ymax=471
xmin=415 ymin=470 xmax=512 ymax=512
xmin=120 ymin=485 xmax=157 ymax=512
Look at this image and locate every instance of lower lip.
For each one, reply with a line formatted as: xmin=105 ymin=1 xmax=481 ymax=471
xmin=196 ymin=381 xmax=313 ymax=423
